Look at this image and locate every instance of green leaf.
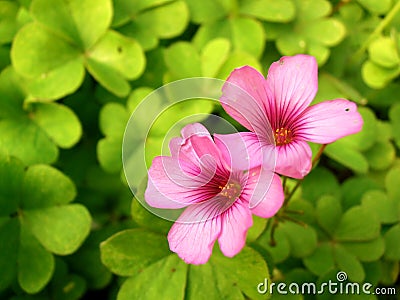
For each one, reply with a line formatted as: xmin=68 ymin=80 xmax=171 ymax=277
xmin=99 ymin=103 xmax=128 ymax=137
xmin=341 ymin=176 xmax=380 ymax=210
xmin=379 ymin=259 xmax=399 ymax=285
xmin=22 ymin=164 xmax=76 ymax=209
xmin=239 ymin=0 xmax=295 ymax=22
xmin=361 ymin=190 xmax=399 ymax=224
xmin=209 ymin=247 xmax=270 ymax=300
xmin=217 ymin=51 xmax=261 ymax=79
xmin=316 ymin=195 xmax=342 ymax=235
xmin=18 ymin=225 xmax=54 ymax=293
xmin=67 ymin=228 xmax=114 ymax=290
xmin=117 ymin=255 xmax=187 ymax=300
xmin=97 ymin=137 xmax=123 ymax=173
xmin=302 ymin=167 xmax=341 ymax=204
xmin=100 ymin=229 xmax=170 ymax=276
xmin=50 ymin=272 xmax=86 ymax=300
xmin=280 ymin=222 xmax=318 ymax=258
xmin=384 ymin=224 xmax=400 ymax=260
xmin=25 ymin=59 xmax=85 ymax=100
xmin=112 ymin=0 xmax=175 ymax=27
xmin=247 ymin=215 xmax=267 ymax=242
xmin=86 ymin=57 xmax=130 ymax=97
xmin=375 ymin=121 xmax=392 ymax=142
xmin=31 ymin=103 xmax=82 ymax=148
xmin=0 ymin=156 xmax=89 ymax=293
xmin=295 ymin=0 xmax=332 ymax=21
xmin=0 ymin=0 xmax=20 ymax=44
xmin=133 ymin=0 xmax=188 ymax=39
xmin=334 ymin=206 xmax=380 ymax=242
xmin=368 ymin=36 xmax=400 ymax=68
xmin=385 ymin=165 xmax=400 ymax=201
xmin=187 ymin=262 xmax=243 ymax=299
xmin=325 ymin=141 xmax=368 ymax=174
xmin=276 ymin=32 xmax=307 ymax=56
xmin=185 ymin=0 xmax=229 ymax=23
xmin=200 ymin=38 xmax=231 ymax=78
xmin=333 ymin=244 xmax=365 ymax=282
xmin=23 ymin=204 xmax=91 ymax=255
xmin=164 ymin=42 xmax=202 ymax=79
xmin=88 ymin=30 xmax=145 ymax=80
xmin=194 ymin=17 xmax=265 ymax=58
xmin=304 ymin=19 xmax=346 ymax=47
xmin=0 ymin=117 xmax=59 ymax=165
xmin=307 ymin=41 xmax=330 ymax=66
xmin=362 ymin=60 xmax=400 ymax=89
xmin=115 ymin=1 xmax=188 ymax=51
xmin=363 ymin=261 xmax=382 ymax=286
xmin=342 ymin=237 xmax=385 ymax=262
xmin=86 ymin=30 xmax=145 ymax=96
xmin=258 ymin=227 xmax=290 ymax=264
xmin=364 ymin=141 xmax=395 ymax=171
xmin=0 ymin=156 xmax=23 ymax=216
xmin=131 ymin=199 xmax=172 ymax=234
xmin=0 ymin=219 xmax=19 ymax=291
xmin=11 ymin=23 xmax=81 ymax=78
xmin=31 ymin=0 xmax=112 ymax=49
xmin=357 ymin=0 xmax=393 ymax=14
xmin=303 ymin=243 xmax=335 ymax=276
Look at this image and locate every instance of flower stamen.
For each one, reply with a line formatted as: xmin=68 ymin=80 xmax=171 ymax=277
xmin=218 ymin=182 xmax=241 ymax=201
xmin=274 ymin=127 xmax=293 ymax=146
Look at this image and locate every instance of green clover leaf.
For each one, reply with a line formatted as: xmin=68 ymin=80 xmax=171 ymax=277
xmin=164 ymin=39 xmax=261 ymax=81
xmin=187 ymin=0 xmax=295 ymax=58
xmin=113 ymin=0 xmax=189 ymax=51
xmin=11 ymin=0 xmax=145 ymax=99
xmin=101 ymin=228 xmax=270 ymax=300
xmin=0 ymin=156 xmax=91 ymax=293
xmin=267 ymin=0 xmax=346 ymax=65
xmin=0 ymin=67 xmax=82 ymax=165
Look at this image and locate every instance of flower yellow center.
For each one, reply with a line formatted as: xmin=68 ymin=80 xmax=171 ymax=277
xmin=219 ymin=182 xmax=241 ymax=201
xmin=274 ymin=127 xmax=293 ymax=146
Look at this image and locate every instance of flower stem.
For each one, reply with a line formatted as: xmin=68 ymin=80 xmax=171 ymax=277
xmin=282 ymin=176 xmax=288 ymax=194
xmin=269 ymin=144 xmax=327 ymax=246
xmin=352 ymin=0 xmax=400 ymax=61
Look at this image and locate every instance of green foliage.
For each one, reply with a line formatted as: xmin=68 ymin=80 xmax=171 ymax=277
xmin=11 ymin=0 xmax=145 ymax=98
xmin=0 ymin=156 xmax=91 ymax=293
xmin=0 ymin=0 xmax=399 ymax=298
xmin=101 ymin=229 xmax=270 ymax=300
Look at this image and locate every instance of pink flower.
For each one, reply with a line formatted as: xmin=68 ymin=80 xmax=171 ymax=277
xmin=219 ymin=54 xmax=364 ymax=179
xmin=145 ymin=123 xmax=284 ymax=264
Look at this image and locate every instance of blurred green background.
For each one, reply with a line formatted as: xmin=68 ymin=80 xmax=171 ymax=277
xmin=0 ymin=0 xmax=400 ymax=299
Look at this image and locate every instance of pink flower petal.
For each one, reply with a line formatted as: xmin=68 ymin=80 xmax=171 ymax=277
xmin=275 ymin=140 xmax=312 ymax=179
xmin=181 ymin=123 xmax=210 ymax=139
xmin=214 ymin=132 xmax=275 ymax=170
xmin=218 ymin=198 xmax=253 ymax=257
xmin=145 ymin=156 xmax=214 ymax=209
xmin=169 ymin=137 xmax=183 ymax=158
xmin=239 ymin=165 xmax=276 ymax=209
xmin=266 ymin=55 xmax=318 ymax=127
xmin=214 ymin=132 xmax=275 ymax=171
xmin=221 ymin=66 xmax=272 ymax=135
xmin=250 ymin=173 xmax=284 ymax=218
xmin=168 ymin=199 xmax=224 ymax=264
xmin=295 ymin=99 xmax=364 ymax=144
xmin=170 ymin=123 xmax=214 ymax=164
